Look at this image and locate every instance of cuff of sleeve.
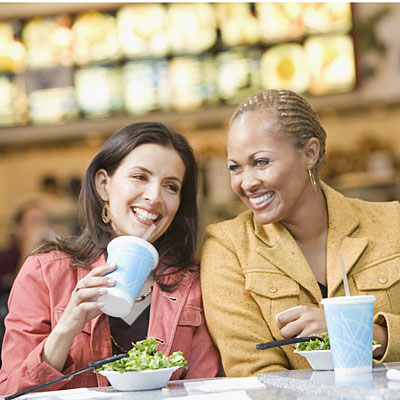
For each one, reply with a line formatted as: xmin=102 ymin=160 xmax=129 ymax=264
xmin=374 ymin=312 xmax=400 ymax=362
xmin=26 ymin=340 xmax=76 ymax=387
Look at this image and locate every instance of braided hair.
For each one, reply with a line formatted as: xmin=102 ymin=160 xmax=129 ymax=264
xmin=230 ymin=89 xmax=327 ymax=176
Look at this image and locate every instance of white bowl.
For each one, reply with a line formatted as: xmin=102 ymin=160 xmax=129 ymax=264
xmin=294 ymin=349 xmax=334 ymax=370
xmin=98 ymin=366 xmax=180 ymax=391
xmin=295 ymin=345 xmax=381 ymax=371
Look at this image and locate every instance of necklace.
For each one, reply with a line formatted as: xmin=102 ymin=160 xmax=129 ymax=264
xmin=136 ymin=285 xmax=153 ymax=301
xmin=110 ymin=334 xmax=129 ymax=353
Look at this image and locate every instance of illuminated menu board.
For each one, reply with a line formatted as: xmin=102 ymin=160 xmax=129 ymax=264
xmin=217 ymin=48 xmax=262 ymax=105
xmin=74 ymin=64 xmax=123 ymax=117
xmin=123 ymin=59 xmax=171 ymax=114
xmin=215 ymin=3 xmax=260 ymax=47
xmin=261 ymin=43 xmax=309 ymax=94
xmin=23 ymin=15 xmax=72 ymax=69
xmin=0 ymin=22 xmax=28 ymax=126
xmin=167 ymin=3 xmax=217 ymax=55
xmin=0 ymin=75 xmax=29 ymax=126
xmin=305 ymin=34 xmax=356 ymax=95
xmin=0 ymin=22 xmax=26 ymax=73
xmin=0 ymin=3 xmax=357 ymax=127
xmin=256 ymin=2 xmax=355 ymax=94
xmin=117 ymin=4 xmax=169 ymax=58
xmin=72 ymin=10 xmax=121 ymax=66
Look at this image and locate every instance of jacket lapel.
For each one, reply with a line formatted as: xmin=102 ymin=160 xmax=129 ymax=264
xmin=253 ymin=183 xmax=369 ymax=301
xmin=323 ymin=184 xmax=369 ymax=296
xmin=255 ymin=221 xmax=321 ymax=302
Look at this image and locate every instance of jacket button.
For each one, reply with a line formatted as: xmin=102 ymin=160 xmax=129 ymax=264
xmin=378 ymin=277 xmax=388 ymax=284
xmin=268 ymin=286 xmax=278 ymax=293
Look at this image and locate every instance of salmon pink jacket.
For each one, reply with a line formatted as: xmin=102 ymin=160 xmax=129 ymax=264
xmin=0 ymin=251 xmax=219 ymax=396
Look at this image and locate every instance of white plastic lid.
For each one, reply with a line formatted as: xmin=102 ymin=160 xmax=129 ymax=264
xmin=107 ymin=235 xmax=159 ymax=269
xmin=321 ymin=295 xmax=376 ymax=305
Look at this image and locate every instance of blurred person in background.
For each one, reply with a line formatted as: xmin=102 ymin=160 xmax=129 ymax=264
xmin=35 ymin=175 xmax=79 ymax=237
xmin=0 ymin=122 xmax=219 ymax=395
xmin=201 ymin=89 xmax=399 ymax=376
xmin=0 ymin=202 xmax=54 ymax=367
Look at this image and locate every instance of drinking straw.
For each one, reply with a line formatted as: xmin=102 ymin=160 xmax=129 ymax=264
xmin=142 ymin=224 xmax=156 ymax=241
xmin=339 ymin=252 xmax=351 ymax=296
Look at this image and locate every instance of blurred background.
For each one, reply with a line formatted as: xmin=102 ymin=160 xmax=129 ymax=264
xmin=0 ymin=2 xmax=400 ymax=256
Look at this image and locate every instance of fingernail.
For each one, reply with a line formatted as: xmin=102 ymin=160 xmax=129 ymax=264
xmin=107 ymin=278 xmax=116 ymax=285
xmin=99 ymin=288 xmax=107 ymax=295
xmin=97 ymin=302 xmax=104 ymax=307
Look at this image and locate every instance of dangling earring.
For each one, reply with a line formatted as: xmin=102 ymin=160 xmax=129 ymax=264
xmin=102 ymin=202 xmax=111 ymax=224
xmin=308 ymin=168 xmax=317 ymax=192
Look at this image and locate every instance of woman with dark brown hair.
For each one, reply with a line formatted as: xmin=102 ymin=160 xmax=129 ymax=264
xmin=0 ymin=122 xmax=219 ymax=395
xmin=201 ymin=89 xmax=399 ymax=376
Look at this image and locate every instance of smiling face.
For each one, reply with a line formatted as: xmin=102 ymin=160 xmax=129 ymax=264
xmin=227 ymin=111 xmax=316 ymax=226
xmin=95 ymin=143 xmax=185 ymax=243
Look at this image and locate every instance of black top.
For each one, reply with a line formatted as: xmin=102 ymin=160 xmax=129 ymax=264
xmin=318 ymin=282 xmax=328 ymax=299
xmin=109 ymin=305 xmax=150 ymax=354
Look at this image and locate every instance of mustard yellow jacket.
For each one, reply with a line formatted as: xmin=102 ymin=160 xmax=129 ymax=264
xmin=201 ymin=182 xmax=400 ymax=377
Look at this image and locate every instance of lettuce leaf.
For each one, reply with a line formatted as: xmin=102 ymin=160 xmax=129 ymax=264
xmin=95 ymin=338 xmax=188 ymax=373
xmin=295 ymin=332 xmax=379 ymax=351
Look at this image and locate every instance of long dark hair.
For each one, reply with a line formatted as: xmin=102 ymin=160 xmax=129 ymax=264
xmin=37 ymin=122 xmax=198 ymax=291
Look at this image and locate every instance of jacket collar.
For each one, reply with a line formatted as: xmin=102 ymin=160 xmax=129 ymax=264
xmin=322 ymin=182 xmax=368 ymax=296
xmin=254 ymin=182 xmax=368 ymax=300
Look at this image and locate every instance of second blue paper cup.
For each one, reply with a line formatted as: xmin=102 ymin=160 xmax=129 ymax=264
xmin=322 ymin=295 xmax=376 ymax=376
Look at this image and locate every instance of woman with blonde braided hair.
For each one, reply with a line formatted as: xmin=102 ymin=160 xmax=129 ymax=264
xmin=201 ymin=89 xmax=400 ymax=376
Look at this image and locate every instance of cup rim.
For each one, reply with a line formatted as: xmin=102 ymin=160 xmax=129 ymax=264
xmin=107 ymin=236 xmax=159 ymax=267
xmin=321 ymin=295 xmax=376 ymax=305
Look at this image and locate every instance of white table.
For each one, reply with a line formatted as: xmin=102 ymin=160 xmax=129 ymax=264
xmin=18 ymin=362 xmax=400 ymax=400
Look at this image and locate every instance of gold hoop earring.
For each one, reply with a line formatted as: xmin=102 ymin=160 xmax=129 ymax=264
xmin=102 ymin=202 xmax=111 ymax=224
xmin=308 ymin=168 xmax=317 ymax=192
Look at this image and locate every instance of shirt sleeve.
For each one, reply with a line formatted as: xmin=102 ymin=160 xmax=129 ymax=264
xmin=0 ymin=255 xmax=73 ymax=396
xmin=200 ymin=224 xmax=289 ymax=377
xmin=374 ymin=312 xmax=400 ymax=362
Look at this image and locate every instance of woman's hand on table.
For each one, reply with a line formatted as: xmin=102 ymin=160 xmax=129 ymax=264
xmin=277 ymin=306 xmax=327 ymax=338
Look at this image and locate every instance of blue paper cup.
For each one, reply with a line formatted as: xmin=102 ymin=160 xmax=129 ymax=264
xmin=321 ymin=295 xmax=376 ymax=376
xmin=98 ymin=236 xmax=159 ymax=317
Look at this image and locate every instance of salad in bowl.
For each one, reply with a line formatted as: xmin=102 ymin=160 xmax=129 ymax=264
xmin=294 ymin=332 xmax=380 ymax=371
xmin=96 ymin=338 xmax=187 ymax=391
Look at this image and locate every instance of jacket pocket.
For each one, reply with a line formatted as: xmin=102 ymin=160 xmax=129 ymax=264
xmin=245 ymin=272 xmax=300 ymax=299
xmin=352 ymin=257 xmax=400 ymax=313
xmin=178 ymin=305 xmax=202 ymax=327
xmin=245 ymin=272 xmax=300 ymax=330
xmin=174 ymin=305 xmax=202 ymax=376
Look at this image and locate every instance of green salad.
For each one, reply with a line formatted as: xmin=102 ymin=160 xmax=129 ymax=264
xmin=295 ymin=332 xmax=330 ymax=351
xmin=295 ymin=332 xmax=379 ymax=351
xmin=96 ymin=338 xmax=188 ymax=373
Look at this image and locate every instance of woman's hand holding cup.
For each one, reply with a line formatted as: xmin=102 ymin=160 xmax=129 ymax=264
xmin=55 ymin=263 xmax=117 ymax=337
xmin=42 ymin=263 xmax=116 ymax=371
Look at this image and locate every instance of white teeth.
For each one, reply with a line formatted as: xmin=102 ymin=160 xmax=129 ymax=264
xmin=249 ymin=192 xmax=273 ymax=205
xmin=133 ymin=207 xmax=159 ymax=222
